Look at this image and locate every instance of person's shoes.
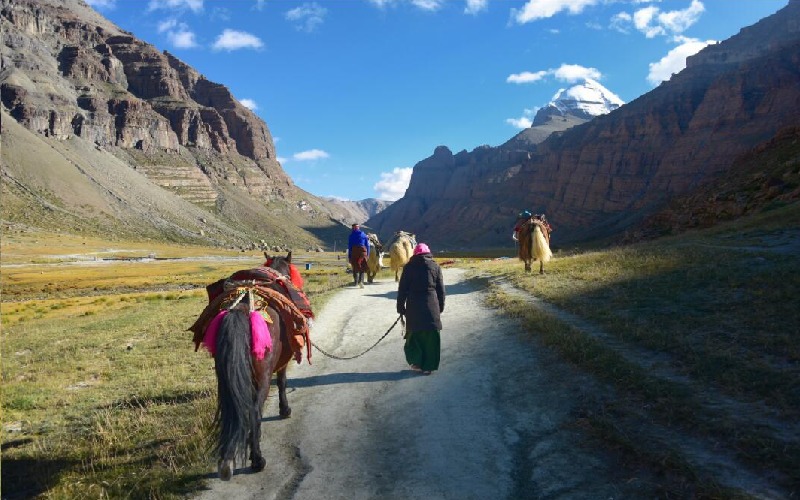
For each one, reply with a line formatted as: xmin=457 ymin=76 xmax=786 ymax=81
xmin=422 ymin=371 xmax=432 ymax=375
xmin=359 ymin=282 xmax=364 ymax=288
xmin=410 ymin=365 xmax=422 ymax=372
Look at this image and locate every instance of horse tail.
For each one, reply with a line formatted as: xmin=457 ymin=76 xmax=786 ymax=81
xmin=212 ymin=308 xmax=254 ymax=464
xmin=533 ymin=225 xmax=552 ymax=263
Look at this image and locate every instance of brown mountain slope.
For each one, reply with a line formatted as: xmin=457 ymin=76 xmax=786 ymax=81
xmin=624 ymin=126 xmax=800 ymax=242
xmin=0 ymin=0 xmax=359 ymax=249
xmin=367 ymin=0 xmax=800 ymax=250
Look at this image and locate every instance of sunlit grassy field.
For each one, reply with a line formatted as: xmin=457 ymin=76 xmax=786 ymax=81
xmin=1 ymin=233 xmax=356 ymax=499
xmin=461 ymin=204 xmax=800 ymax=496
xmin=3 ymin=206 xmax=799 ymax=498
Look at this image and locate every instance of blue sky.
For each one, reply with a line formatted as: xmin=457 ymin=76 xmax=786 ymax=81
xmin=86 ymin=0 xmax=788 ymax=202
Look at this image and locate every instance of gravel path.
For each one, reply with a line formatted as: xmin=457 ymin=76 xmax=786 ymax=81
xmin=192 ymin=268 xmax=650 ymax=499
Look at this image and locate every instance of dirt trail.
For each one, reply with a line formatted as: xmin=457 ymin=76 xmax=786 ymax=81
xmin=193 ymin=268 xmax=654 ymax=499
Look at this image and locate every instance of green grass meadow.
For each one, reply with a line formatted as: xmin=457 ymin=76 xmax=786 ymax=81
xmin=2 ymin=206 xmax=799 ymax=498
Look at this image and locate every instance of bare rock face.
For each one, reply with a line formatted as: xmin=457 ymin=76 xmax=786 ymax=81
xmin=368 ymin=0 xmax=800 ymax=249
xmin=0 ymin=0 xmax=284 ymax=199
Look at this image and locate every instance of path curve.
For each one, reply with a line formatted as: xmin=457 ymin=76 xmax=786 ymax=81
xmin=193 ymin=268 xmax=652 ymax=499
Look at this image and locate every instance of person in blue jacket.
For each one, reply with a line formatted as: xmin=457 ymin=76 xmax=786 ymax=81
xmin=347 ymin=223 xmax=370 ymax=288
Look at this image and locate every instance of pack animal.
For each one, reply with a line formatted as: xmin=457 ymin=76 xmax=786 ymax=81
xmin=366 ymin=233 xmax=384 ymax=283
xmin=189 ymin=253 xmax=312 ymax=481
xmin=517 ymin=215 xmax=553 ymax=274
xmin=388 ymin=231 xmax=417 ymax=282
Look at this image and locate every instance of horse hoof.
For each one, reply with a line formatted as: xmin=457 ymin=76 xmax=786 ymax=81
xmin=280 ymin=407 xmax=292 ymax=419
xmin=218 ymin=459 xmax=233 ymax=481
xmin=251 ymin=456 xmax=266 ymax=472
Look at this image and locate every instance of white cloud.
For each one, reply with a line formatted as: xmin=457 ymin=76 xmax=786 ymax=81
xmin=239 ymin=98 xmax=258 ymax=110
xmin=464 ymin=0 xmax=488 ymax=15
xmin=507 ymin=64 xmax=601 ymax=85
xmin=553 ymin=63 xmax=601 ymax=83
xmin=610 ymin=11 xmax=632 ymax=34
xmin=507 ymin=70 xmax=548 ymax=84
xmin=647 ymin=37 xmax=714 ymax=85
xmin=286 ymin=3 xmax=327 ymax=32
xmin=411 ymin=0 xmax=445 ymax=11
xmin=658 ymin=0 xmax=705 ymax=34
xmin=366 ymin=0 xmax=486 ymax=14
xmin=253 ymin=0 xmax=268 ymax=10
xmin=168 ymin=29 xmax=198 ymax=48
xmin=620 ymin=0 xmax=705 ymax=38
xmin=293 ymin=149 xmax=330 ymax=161
xmin=512 ymin=0 xmax=599 ymax=24
xmin=277 ymin=156 xmax=288 ymax=164
xmin=157 ymin=19 xmax=198 ymax=48
xmin=212 ymin=29 xmax=264 ymax=51
xmin=85 ymin=0 xmax=116 ymax=9
xmin=374 ymin=167 xmax=413 ymax=201
xmin=147 ymin=0 xmax=203 ymax=13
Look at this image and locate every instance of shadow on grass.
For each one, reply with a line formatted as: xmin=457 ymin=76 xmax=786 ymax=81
xmin=1 ymin=456 xmax=80 ymax=500
xmin=100 ymin=389 xmax=211 ymax=411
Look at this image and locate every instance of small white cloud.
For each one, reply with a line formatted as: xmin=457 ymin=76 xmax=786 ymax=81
xmin=507 ymin=70 xmax=548 ymax=84
xmin=658 ymin=0 xmax=705 ymax=34
xmin=506 ymin=116 xmax=532 ymax=129
xmin=157 ymin=19 xmax=178 ymax=32
xmin=374 ymin=167 xmax=413 ymax=201
xmin=212 ymin=29 xmax=264 ymax=51
xmin=286 ymin=2 xmax=327 ymax=32
xmin=168 ymin=29 xmax=198 ymax=48
xmin=647 ymin=37 xmax=714 ymax=85
xmin=239 ymin=98 xmax=258 ymax=110
xmin=157 ymin=20 xmax=198 ymax=48
xmin=411 ymin=0 xmax=444 ymax=11
xmin=147 ymin=0 xmax=203 ymax=13
xmin=293 ymin=149 xmax=330 ymax=161
xmin=610 ymin=11 xmax=632 ymax=34
xmin=512 ymin=0 xmax=599 ymax=24
xmin=277 ymin=156 xmax=288 ymax=164
xmin=625 ymin=0 xmax=704 ymax=38
xmin=85 ymin=0 xmax=116 ymax=9
xmin=508 ymin=64 xmax=601 ymax=85
xmin=464 ymin=0 xmax=488 ymax=15
xmin=253 ymin=0 xmax=268 ymax=10
xmin=553 ymin=63 xmax=601 ymax=83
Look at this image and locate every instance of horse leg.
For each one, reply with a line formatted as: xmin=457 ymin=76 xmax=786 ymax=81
xmin=249 ymin=362 xmax=269 ymax=472
xmin=277 ymin=365 xmax=292 ymax=418
xmin=218 ymin=458 xmax=234 ymax=481
xmin=539 ymin=261 xmax=544 ymax=275
xmin=524 ymin=259 xmax=532 ymax=273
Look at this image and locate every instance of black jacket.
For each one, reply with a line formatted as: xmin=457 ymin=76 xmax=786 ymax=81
xmin=396 ymin=253 xmax=445 ymax=333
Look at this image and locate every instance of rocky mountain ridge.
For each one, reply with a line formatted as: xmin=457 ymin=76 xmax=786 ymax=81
xmin=0 ymin=0 xmax=371 ymax=249
xmin=367 ymin=0 xmax=800 ymax=250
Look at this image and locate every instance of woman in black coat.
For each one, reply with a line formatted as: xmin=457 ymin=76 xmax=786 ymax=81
xmin=396 ymin=242 xmax=445 ymax=375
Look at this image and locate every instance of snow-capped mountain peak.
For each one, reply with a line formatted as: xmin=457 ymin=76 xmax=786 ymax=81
xmin=533 ymin=78 xmax=624 ymax=125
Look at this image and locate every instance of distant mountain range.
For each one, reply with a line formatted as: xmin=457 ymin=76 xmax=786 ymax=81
xmin=367 ymin=0 xmax=800 ymax=250
xmin=1 ymin=0 xmax=798 ymax=252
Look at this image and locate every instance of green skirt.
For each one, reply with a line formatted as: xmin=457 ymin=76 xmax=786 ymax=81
xmin=404 ymin=329 xmax=440 ymax=372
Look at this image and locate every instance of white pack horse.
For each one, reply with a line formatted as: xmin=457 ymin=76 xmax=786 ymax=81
xmin=387 ymin=231 xmax=416 ymax=282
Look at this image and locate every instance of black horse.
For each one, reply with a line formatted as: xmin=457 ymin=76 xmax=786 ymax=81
xmin=210 ymin=254 xmax=299 ymax=480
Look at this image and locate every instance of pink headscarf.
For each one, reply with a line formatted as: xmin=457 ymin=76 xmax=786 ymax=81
xmin=413 ymin=243 xmax=431 ymax=255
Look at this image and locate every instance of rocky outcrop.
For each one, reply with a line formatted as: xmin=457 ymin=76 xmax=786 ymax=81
xmin=368 ymin=0 xmax=800 ymax=249
xmin=0 ymin=0 xmax=352 ymax=248
xmin=625 ymin=126 xmax=800 ymax=242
